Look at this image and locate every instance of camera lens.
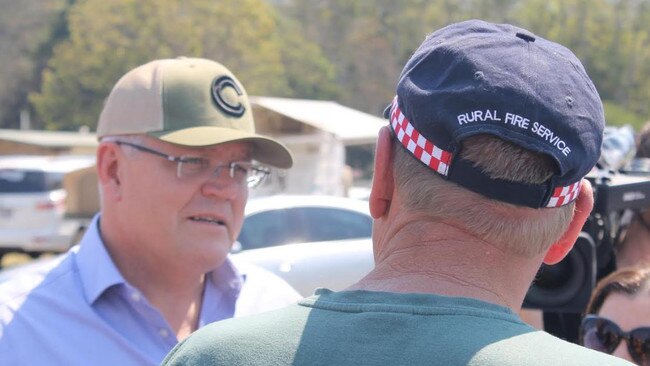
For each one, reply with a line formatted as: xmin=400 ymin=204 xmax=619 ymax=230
xmin=524 ymin=232 xmax=596 ymax=311
xmin=533 ymin=249 xmax=585 ymax=304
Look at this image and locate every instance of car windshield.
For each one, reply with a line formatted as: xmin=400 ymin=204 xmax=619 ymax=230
xmin=0 ymin=169 xmax=64 ymax=193
xmin=238 ymin=206 xmax=372 ymax=250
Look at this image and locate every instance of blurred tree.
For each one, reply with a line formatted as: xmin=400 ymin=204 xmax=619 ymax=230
xmin=604 ymin=101 xmax=647 ymax=130
xmin=276 ymin=18 xmax=338 ymax=100
xmin=3 ymin=0 xmax=648 ymax=130
xmin=30 ymin=0 xmax=336 ymax=131
xmin=0 ymin=0 xmax=71 ymax=129
xmin=277 ymin=0 xmax=648 ymax=125
xmin=464 ymin=0 xmax=518 ymax=22
xmin=613 ymin=0 xmax=650 ymax=121
xmin=279 ymin=0 xmax=423 ymax=114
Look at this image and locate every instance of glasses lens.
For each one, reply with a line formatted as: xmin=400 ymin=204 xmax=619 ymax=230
xmin=178 ymin=157 xmax=209 ymax=178
xmin=232 ymin=163 xmax=269 ymax=188
xmin=629 ymin=328 xmax=650 ymax=366
xmin=246 ymin=169 xmax=267 ymax=188
xmin=581 ymin=317 xmax=621 ymax=354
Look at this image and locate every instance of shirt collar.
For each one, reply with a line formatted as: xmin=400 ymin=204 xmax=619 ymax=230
xmin=206 ymin=255 xmax=245 ymax=294
xmin=198 ymin=256 xmax=246 ymax=325
xmin=75 ymin=214 xmax=126 ymax=304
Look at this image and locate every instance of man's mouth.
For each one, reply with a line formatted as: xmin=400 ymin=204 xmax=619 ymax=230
xmin=189 ymin=216 xmax=226 ymax=226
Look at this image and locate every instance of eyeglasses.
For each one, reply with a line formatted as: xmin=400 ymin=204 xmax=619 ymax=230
xmin=580 ymin=315 xmax=650 ymax=365
xmin=112 ymin=141 xmax=270 ymax=188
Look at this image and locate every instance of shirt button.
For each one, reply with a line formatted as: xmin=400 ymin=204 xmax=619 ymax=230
xmin=159 ymin=329 xmax=169 ymax=338
xmin=130 ymin=292 xmax=141 ymax=302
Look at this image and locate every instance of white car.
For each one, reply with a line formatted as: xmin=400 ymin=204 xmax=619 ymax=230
xmin=0 ymin=155 xmax=96 ymax=258
xmin=234 ymin=238 xmax=374 ymax=296
xmin=233 ymin=195 xmax=375 ymax=296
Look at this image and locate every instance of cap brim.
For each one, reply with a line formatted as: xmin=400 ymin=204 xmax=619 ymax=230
xmin=149 ymin=126 xmax=293 ymax=169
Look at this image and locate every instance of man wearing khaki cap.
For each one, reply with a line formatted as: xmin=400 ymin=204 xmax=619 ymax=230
xmin=0 ymin=57 xmax=300 ymax=365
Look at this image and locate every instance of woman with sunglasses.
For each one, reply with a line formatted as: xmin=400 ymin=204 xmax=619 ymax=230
xmin=580 ymin=265 xmax=650 ymax=365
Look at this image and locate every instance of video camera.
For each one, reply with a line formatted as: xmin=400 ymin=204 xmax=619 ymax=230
xmin=522 ymin=125 xmax=650 ymax=341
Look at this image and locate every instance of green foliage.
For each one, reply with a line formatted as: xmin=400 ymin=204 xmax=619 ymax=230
xmin=0 ymin=0 xmax=70 ymax=129
xmin=604 ymin=100 xmax=648 ymax=130
xmin=30 ymin=0 xmax=337 ymax=131
xmin=276 ymin=18 xmax=338 ymax=100
xmin=281 ymin=0 xmax=650 ymax=124
xmin=4 ymin=0 xmax=650 ymax=131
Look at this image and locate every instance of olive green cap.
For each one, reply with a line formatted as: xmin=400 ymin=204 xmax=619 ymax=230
xmin=97 ymin=57 xmax=293 ymax=169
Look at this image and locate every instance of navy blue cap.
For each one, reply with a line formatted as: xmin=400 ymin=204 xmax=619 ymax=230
xmin=387 ymin=20 xmax=605 ymax=208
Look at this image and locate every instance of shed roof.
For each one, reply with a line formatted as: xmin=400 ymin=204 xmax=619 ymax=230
xmin=250 ymin=97 xmax=384 ymax=145
xmin=0 ymin=129 xmax=97 ymax=148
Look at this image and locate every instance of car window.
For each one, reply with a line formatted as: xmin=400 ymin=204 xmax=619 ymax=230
xmin=238 ymin=209 xmax=303 ymax=250
xmin=44 ymin=172 xmax=65 ymax=191
xmin=238 ymin=206 xmax=372 ymax=251
xmin=0 ymin=170 xmax=63 ymax=193
xmin=297 ymin=207 xmax=372 ymax=242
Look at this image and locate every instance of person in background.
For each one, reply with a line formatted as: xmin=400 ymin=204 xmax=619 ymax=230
xmin=635 ymin=122 xmax=650 ymax=159
xmin=580 ymin=265 xmax=650 ymax=365
xmin=162 ymin=20 xmax=632 ymax=365
xmin=617 ymin=122 xmax=650 ymax=268
xmin=0 ymin=57 xmax=300 ymax=365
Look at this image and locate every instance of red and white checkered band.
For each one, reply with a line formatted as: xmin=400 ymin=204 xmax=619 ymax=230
xmin=546 ymin=181 xmax=581 ymax=208
xmin=389 ymin=97 xmax=453 ymax=175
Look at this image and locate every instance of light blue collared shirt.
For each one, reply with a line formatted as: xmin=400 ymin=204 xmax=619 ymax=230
xmin=0 ymin=214 xmax=300 ymax=365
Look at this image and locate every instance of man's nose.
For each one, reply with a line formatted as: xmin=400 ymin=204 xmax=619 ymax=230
xmin=200 ymin=171 xmax=242 ymax=200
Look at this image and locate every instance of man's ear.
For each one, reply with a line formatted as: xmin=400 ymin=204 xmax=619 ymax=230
xmin=543 ymin=179 xmax=594 ymax=265
xmin=369 ymin=126 xmax=395 ymax=219
xmin=96 ymin=143 xmax=123 ymax=202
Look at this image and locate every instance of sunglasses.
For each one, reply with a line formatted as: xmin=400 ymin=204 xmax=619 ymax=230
xmin=580 ymin=315 xmax=650 ymax=365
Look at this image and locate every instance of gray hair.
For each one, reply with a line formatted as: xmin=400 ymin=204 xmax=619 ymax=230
xmin=99 ymin=135 xmax=146 ymax=157
xmin=393 ymin=134 xmax=575 ymax=257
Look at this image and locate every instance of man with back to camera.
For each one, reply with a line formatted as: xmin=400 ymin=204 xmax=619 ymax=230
xmin=0 ymin=57 xmax=301 ymax=365
xmin=162 ymin=21 xmax=634 ymax=365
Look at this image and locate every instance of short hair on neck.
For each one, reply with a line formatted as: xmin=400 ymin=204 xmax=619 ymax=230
xmin=392 ymin=133 xmax=575 ymax=257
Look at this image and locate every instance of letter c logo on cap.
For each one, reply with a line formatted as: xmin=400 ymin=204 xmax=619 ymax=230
xmin=211 ymin=76 xmax=245 ymax=117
